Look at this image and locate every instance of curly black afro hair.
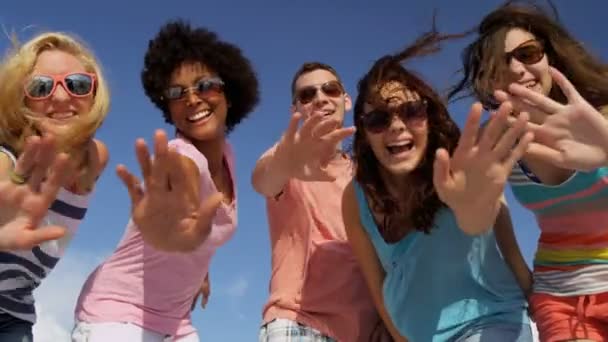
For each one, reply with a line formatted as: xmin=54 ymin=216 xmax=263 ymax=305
xmin=141 ymin=19 xmax=260 ymax=133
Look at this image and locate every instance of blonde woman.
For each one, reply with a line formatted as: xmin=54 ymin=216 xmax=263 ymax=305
xmin=0 ymin=31 xmax=110 ymax=341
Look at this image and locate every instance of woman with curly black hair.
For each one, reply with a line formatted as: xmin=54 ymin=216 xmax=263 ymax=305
xmin=71 ymin=20 xmax=259 ymax=342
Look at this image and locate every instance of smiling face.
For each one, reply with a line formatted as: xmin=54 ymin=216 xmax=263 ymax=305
xmin=501 ymin=28 xmax=552 ymax=97
xmin=362 ymin=81 xmax=429 ymax=177
xmin=292 ymin=69 xmax=352 ymax=127
xmin=166 ymin=62 xmax=229 ymax=142
xmin=24 ymin=49 xmax=95 ymax=136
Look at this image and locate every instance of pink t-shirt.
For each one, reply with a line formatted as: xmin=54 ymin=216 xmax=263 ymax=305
xmin=262 ymin=155 xmax=379 ymax=342
xmin=74 ymin=137 xmax=237 ymax=336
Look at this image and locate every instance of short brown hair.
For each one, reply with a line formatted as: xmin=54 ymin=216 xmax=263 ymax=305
xmin=290 ymin=62 xmax=342 ymax=101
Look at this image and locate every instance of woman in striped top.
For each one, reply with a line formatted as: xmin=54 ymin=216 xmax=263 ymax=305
xmin=0 ymin=32 xmax=110 ymax=341
xmin=449 ymin=2 xmax=608 ymax=341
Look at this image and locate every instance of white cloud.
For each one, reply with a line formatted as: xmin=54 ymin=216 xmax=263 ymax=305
xmin=225 ymin=276 xmax=248 ymax=299
xmin=32 ymin=250 xmax=108 ymax=342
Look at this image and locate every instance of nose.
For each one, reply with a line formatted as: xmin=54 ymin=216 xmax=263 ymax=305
xmin=312 ymin=88 xmax=330 ymax=106
xmin=388 ymin=112 xmax=407 ymax=133
xmin=509 ymin=58 xmax=527 ymax=79
xmin=51 ymin=83 xmax=71 ymax=102
xmin=185 ymin=89 xmax=202 ymax=107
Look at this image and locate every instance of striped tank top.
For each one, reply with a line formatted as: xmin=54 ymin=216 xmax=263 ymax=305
xmin=0 ymin=146 xmax=90 ymax=323
xmin=509 ymin=162 xmax=608 ymax=296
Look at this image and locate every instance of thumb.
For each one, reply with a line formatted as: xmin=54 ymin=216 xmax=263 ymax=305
xmin=193 ymin=192 xmax=224 ymax=242
xmin=433 ymin=148 xmax=452 ymax=193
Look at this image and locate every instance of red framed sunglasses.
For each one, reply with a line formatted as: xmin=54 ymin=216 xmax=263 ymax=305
xmin=24 ymin=72 xmax=96 ymax=100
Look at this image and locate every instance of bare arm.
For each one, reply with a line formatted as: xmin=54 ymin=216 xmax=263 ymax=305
xmin=342 ymin=181 xmax=407 ymax=342
xmin=251 ymin=144 xmax=291 ymax=197
xmin=494 ymin=196 xmax=532 ymax=297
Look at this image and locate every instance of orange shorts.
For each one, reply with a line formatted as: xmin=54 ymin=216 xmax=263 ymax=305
xmin=530 ymin=292 xmax=608 ymax=342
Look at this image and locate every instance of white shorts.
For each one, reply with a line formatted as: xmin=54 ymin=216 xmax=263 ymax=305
xmin=71 ymin=321 xmax=199 ymax=342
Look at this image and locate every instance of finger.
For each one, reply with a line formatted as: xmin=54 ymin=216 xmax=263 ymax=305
xmin=311 ymin=117 xmax=340 ymax=138
xmin=504 ymin=131 xmax=535 ymax=169
xmin=28 ymin=135 xmax=58 ymax=191
xmin=116 ymin=164 xmax=144 ymax=205
xmin=13 ymin=136 xmax=41 ymax=181
xmin=550 ymin=67 xmax=581 ymax=102
xmin=134 ymin=138 xmax=153 ymax=185
xmin=192 ymin=192 xmax=224 ymax=242
xmin=283 ymin=112 xmax=302 ymax=144
xmin=39 ymin=152 xmax=72 ymax=204
xmin=522 ymin=141 xmax=564 ymax=167
xmin=493 ymin=111 xmax=529 ymax=160
xmin=458 ymin=103 xmax=484 ymax=152
xmin=479 ymin=102 xmax=511 ymax=152
xmin=16 ymin=226 xmax=67 ymax=249
xmin=150 ymin=130 xmax=170 ymax=188
xmin=432 ymin=148 xmax=452 ymax=192
xmin=322 ymin=126 xmax=356 ymax=146
xmin=508 ymin=83 xmax=561 ymax=114
xmin=299 ymin=113 xmax=324 ymax=139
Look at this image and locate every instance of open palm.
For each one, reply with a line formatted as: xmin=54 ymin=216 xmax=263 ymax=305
xmin=0 ymin=135 xmax=73 ymax=251
xmin=433 ymin=102 xmax=533 ymax=234
xmin=117 ymin=130 xmax=223 ymax=252
xmin=275 ymin=112 xmax=355 ymax=182
xmin=496 ymin=67 xmax=608 ymax=171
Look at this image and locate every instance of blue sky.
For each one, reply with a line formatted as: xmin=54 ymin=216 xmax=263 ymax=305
xmin=1 ymin=0 xmax=605 ymax=340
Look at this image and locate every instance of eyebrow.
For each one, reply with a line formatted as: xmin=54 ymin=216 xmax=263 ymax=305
xmin=506 ymin=38 xmax=540 ymax=54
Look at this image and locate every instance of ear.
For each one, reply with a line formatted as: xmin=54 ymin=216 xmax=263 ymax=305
xmin=344 ymin=92 xmax=353 ymax=112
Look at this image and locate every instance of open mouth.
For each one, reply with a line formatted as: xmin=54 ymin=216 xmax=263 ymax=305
xmin=187 ymin=109 xmax=212 ymax=123
xmin=48 ymin=112 xmax=77 ymax=120
xmin=386 ymin=141 xmax=414 ymax=155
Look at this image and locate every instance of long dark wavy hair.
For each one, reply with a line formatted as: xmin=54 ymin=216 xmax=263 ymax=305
xmin=448 ymin=0 xmax=608 ymax=111
xmin=353 ymin=30 xmax=461 ymax=242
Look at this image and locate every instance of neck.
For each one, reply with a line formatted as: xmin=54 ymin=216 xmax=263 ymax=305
xmin=380 ymin=167 xmax=411 ymax=200
xmin=192 ymin=137 xmax=225 ymax=176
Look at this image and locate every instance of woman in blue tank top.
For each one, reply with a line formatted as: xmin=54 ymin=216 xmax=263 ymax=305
xmin=341 ymin=31 xmax=534 ymax=341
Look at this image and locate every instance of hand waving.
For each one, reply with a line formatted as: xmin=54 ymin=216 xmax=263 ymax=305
xmin=0 ymin=135 xmax=73 ymax=250
xmin=274 ymin=112 xmax=355 ymax=182
xmin=433 ymin=102 xmax=533 ymax=234
xmin=495 ymin=67 xmax=608 ymax=171
xmin=117 ymin=130 xmax=223 ymax=252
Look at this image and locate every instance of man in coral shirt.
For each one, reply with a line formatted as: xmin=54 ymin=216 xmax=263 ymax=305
xmin=252 ymin=62 xmax=387 ymax=341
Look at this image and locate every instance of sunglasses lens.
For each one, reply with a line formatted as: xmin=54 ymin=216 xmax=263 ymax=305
xmin=65 ymin=73 xmax=94 ymax=96
xmin=296 ymin=87 xmax=317 ymax=104
xmin=401 ymin=100 xmax=427 ymax=121
xmin=165 ymin=86 xmax=184 ymax=100
xmin=513 ymin=44 xmax=544 ymax=65
xmin=363 ymin=111 xmax=391 ymax=133
xmin=196 ymin=78 xmax=224 ymax=96
xmin=26 ymin=76 xmax=54 ymax=98
xmin=321 ymin=82 xmax=343 ymax=97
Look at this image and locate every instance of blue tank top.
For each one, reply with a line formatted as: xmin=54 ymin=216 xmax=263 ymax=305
xmin=354 ymin=182 xmax=529 ymax=341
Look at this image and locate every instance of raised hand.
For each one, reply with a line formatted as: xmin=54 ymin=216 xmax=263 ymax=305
xmin=274 ymin=111 xmax=355 ymax=182
xmin=0 ymin=135 xmax=73 ymax=250
xmin=496 ymin=67 xmax=608 ymax=171
xmin=433 ymin=102 xmax=533 ymax=234
xmin=117 ymin=130 xmax=223 ymax=252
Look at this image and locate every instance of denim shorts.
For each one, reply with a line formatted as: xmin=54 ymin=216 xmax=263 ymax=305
xmin=0 ymin=312 xmax=33 ymax=342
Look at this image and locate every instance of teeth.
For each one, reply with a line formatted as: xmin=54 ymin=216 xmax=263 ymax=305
xmin=387 ymin=141 xmax=410 ymax=148
xmin=50 ymin=112 xmax=75 ymax=120
xmin=188 ymin=110 xmax=211 ymax=121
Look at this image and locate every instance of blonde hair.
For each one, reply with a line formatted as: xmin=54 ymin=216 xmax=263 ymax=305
xmin=0 ymin=31 xmax=110 ymax=154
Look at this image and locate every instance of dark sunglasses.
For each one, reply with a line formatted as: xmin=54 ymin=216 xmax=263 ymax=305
xmin=294 ymin=81 xmax=344 ymax=104
xmin=164 ymin=77 xmax=225 ymax=101
xmin=505 ymin=40 xmax=545 ymax=65
xmin=24 ymin=72 xmax=96 ymax=100
xmin=361 ymin=99 xmax=428 ymax=133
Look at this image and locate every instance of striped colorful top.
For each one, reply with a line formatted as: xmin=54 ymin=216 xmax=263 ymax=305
xmin=509 ymin=162 xmax=608 ymax=296
xmin=0 ymin=146 xmax=91 ymax=323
